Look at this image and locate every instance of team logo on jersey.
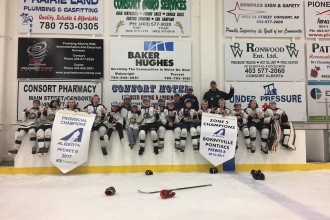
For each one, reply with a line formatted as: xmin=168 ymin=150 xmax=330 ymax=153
xmin=213 ymin=129 xmax=226 ymax=138
xmin=60 ymin=128 xmax=83 ymax=143
xmin=47 ymin=114 xmax=55 ymax=121
xmin=144 ymin=41 xmax=174 ymax=51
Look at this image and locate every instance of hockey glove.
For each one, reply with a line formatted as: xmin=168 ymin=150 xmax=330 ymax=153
xmin=160 ymin=189 xmax=176 ymax=199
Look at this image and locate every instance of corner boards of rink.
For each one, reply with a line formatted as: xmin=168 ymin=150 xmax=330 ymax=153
xmin=2 ymin=164 xmax=330 ymax=175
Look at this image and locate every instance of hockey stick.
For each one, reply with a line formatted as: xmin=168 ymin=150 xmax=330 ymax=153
xmin=137 ymin=184 xmax=212 ymax=194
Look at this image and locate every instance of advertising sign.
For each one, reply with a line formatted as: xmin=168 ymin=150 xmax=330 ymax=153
xmin=18 ymin=0 xmax=103 ymax=34
xmin=18 ymin=38 xmax=103 ymax=79
xmin=225 ymin=42 xmax=305 ymax=81
xmin=308 ymin=81 xmax=330 ymax=121
xmin=305 ymin=1 xmax=330 ymax=38
xmin=224 ymin=0 xmax=304 ymax=37
xmin=109 ymin=0 xmax=190 ymax=36
xmin=110 ymin=40 xmax=191 ymax=81
xmin=307 ymin=42 xmax=330 ymax=81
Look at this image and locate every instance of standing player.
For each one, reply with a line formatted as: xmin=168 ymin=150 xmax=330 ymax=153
xmin=264 ymin=101 xmax=296 ymax=151
xmin=231 ymin=102 xmax=251 ymax=151
xmin=158 ymin=100 xmax=181 ymax=151
xmin=37 ymin=98 xmax=61 ymax=155
xmin=84 ymin=95 xmax=108 ymax=156
xmin=8 ymin=99 xmax=41 ymax=156
xmin=178 ymin=99 xmax=198 ymax=152
xmin=138 ymin=98 xmax=159 ymax=155
xmin=245 ymin=99 xmax=269 ymax=154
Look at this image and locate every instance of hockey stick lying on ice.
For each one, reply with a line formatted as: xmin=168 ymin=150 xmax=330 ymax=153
xmin=137 ymin=184 xmax=212 ymax=194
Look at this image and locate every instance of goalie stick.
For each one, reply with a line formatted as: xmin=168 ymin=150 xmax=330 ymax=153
xmin=137 ymin=184 xmax=212 ymax=194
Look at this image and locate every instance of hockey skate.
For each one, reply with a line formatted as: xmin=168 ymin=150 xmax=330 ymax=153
xmin=158 ymin=144 xmax=164 ymax=151
xmin=193 ymin=145 xmax=199 ymax=153
xmin=8 ymin=149 xmax=18 ymax=157
xmin=153 ymin=146 xmax=159 ymax=155
xmin=261 ymin=146 xmax=268 ymax=154
xmin=101 ymin=147 xmax=108 ymax=156
xmin=37 ymin=147 xmax=47 ymax=156
xmin=138 ymin=147 xmax=145 ymax=156
xmin=175 ymin=144 xmax=181 ymax=152
xmin=180 ymin=146 xmax=185 ymax=153
xmin=32 ymin=147 xmax=37 ymax=155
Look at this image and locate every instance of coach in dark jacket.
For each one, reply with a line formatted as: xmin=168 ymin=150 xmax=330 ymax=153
xmin=203 ymin=80 xmax=234 ymax=108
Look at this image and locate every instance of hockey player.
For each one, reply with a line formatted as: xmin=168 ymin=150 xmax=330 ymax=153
xmin=119 ymin=94 xmax=130 ymax=128
xmin=37 ymin=98 xmax=61 ymax=155
xmin=173 ymin=93 xmax=183 ymax=111
xmin=154 ymin=98 xmax=166 ymax=150
xmin=196 ymin=100 xmax=212 ymax=151
xmin=231 ymin=102 xmax=251 ymax=151
xmin=126 ymin=103 xmax=141 ymax=149
xmin=138 ymin=97 xmax=159 ymax=155
xmin=84 ymin=95 xmax=108 ymax=156
xmin=178 ymin=99 xmax=198 ymax=152
xmin=215 ymin=99 xmax=231 ymax=116
xmin=64 ymin=97 xmax=81 ymax=112
xmin=158 ymin=100 xmax=181 ymax=151
xmin=245 ymin=99 xmax=269 ymax=154
xmin=107 ymin=101 xmax=125 ymax=146
xmin=263 ymin=101 xmax=296 ymax=151
xmin=8 ymin=100 xmax=41 ymax=156
xmin=182 ymin=86 xmax=199 ymax=111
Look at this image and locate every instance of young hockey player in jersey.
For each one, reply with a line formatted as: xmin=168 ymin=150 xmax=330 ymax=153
xmin=37 ymin=98 xmax=61 ymax=155
xmin=84 ymin=95 xmax=109 ymax=156
xmin=8 ymin=99 xmax=41 ymax=156
xmin=173 ymin=93 xmax=183 ymax=111
xmin=154 ymin=98 xmax=166 ymax=150
xmin=182 ymin=86 xmax=199 ymax=111
xmin=119 ymin=94 xmax=130 ymax=128
xmin=126 ymin=103 xmax=141 ymax=149
xmin=263 ymin=101 xmax=296 ymax=151
xmin=158 ymin=100 xmax=181 ymax=151
xmin=195 ymin=100 xmax=212 ymax=151
xmin=107 ymin=101 xmax=125 ymax=146
xmin=230 ymin=102 xmax=251 ymax=151
xmin=64 ymin=97 xmax=81 ymax=112
xmin=138 ymin=97 xmax=159 ymax=155
xmin=178 ymin=99 xmax=198 ymax=152
xmin=245 ymin=99 xmax=270 ymax=154
xmin=215 ymin=99 xmax=231 ymax=116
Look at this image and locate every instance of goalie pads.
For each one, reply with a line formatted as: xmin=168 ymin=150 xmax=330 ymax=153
xmin=267 ymin=123 xmax=281 ymax=152
xmin=282 ymin=122 xmax=296 ymax=150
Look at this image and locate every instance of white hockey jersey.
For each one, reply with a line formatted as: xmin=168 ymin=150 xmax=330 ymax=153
xmin=84 ymin=104 xmax=107 ymax=126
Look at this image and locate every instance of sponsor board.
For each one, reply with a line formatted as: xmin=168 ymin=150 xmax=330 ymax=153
xmin=109 ymin=81 xmax=191 ymax=105
xmin=307 ymin=81 xmax=330 ymax=121
xmin=18 ymin=38 xmax=103 ymax=79
xmin=110 ymin=40 xmax=191 ymax=81
xmin=305 ymin=1 xmax=330 ymax=38
xmin=199 ymin=113 xmax=237 ymax=166
xmin=109 ymin=0 xmax=190 ymax=36
xmin=18 ymin=0 xmax=103 ymax=34
xmin=50 ymin=110 xmax=95 ymax=173
xmin=225 ymin=81 xmax=307 ymax=121
xmin=224 ymin=0 xmax=304 ymax=37
xmin=225 ymin=42 xmax=304 ymax=81
xmin=307 ymin=42 xmax=330 ymax=81
xmin=17 ymin=81 xmax=102 ymax=121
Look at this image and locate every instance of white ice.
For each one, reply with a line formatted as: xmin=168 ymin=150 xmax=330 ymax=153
xmin=1 ymin=171 xmax=330 ymax=220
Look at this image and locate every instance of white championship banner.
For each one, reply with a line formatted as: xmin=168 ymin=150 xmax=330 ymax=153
xmin=224 ymin=0 xmax=304 ymax=37
xmin=50 ymin=110 xmax=96 ymax=173
xmin=18 ymin=0 xmax=104 ymax=34
xmin=199 ymin=113 xmax=237 ymax=167
xmin=305 ymin=1 xmax=330 ymax=39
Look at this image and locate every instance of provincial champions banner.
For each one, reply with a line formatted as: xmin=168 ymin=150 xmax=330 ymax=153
xmin=18 ymin=0 xmax=103 ymax=34
xmin=50 ymin=110 xmax=95 ymax=173
xmin=199 ymin=113 xmax=237 ymax=167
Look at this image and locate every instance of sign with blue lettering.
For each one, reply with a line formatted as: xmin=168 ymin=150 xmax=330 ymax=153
xmin=110 ymin=40 xmax=191 ymax=81
xmin=225 ymin=42 xmax=305 ymax=82
xmin=307 ymin=81 xmax=330 ymax=121
xmin=305 ymin=1 xmax=330 ymax=38
xmin=199 ymin=113 xmax=237 ymax=166
xmin=109 ymin=0 xmax=190 ymax=36
xmin=225 ymin=81 xmax=307 ymax=121
xmin=224 ymin=0 xmax=304 ymax=37
xmin=109 ymin=81 xmax=191 ymax=105
xmin=307 ymin=42 xmax=330 ymax=81
xmin=18 ymin=0 xmax=103 ymax=34
xmin=50 ymin=110 xmax=96 ymax=173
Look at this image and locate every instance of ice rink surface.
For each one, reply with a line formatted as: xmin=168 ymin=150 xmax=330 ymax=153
xmin=1 ymin=170 xmax=330 ymax=220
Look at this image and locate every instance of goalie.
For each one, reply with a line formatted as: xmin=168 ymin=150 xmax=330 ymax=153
xmin=263 ymin=101 xmax=296 ymax=151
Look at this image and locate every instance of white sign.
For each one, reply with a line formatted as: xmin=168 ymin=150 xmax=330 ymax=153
xmin=110 ymin=81 xmax=191 ymax=105
xmin=225 ymin=42 xmax=305 ymax=81
xmin=110 ymin=40 xmax=191 ymax=81
xmin=307 ymin=42 xmax=330 ymax=81
xmin=225 ymin=81 xmax=307 ymax=122
xmin=50 ymin=110 xmax=95 ymax=173
xmin=18 ymin=0 xmax=104 ymax=34
xmin=17 ymin=81 xmax=102 ymax=121
xmin=109 ymin=0 xmax=190 ymax=36
xmin=224 ymin=0 xmax=304 ymax=37
xmin=200 ymin=113 xmax=237 ymax=167
xmin=307 ymin=81 xmax=330 ymax=121
xmin=305 ymin=1 xmax=330 ymax=38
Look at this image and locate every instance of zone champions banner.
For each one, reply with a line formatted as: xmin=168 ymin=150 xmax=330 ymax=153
xmin=50 ymin=110 xmax=95 ymax=173
xmin=199 ymin=113 xmax=237 ymax=167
